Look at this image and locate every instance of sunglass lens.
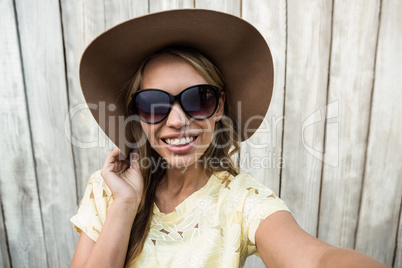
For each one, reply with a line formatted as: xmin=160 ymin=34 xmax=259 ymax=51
xmin=135 ymin=91 xmax=170 ymax=123
xmin=181 ymin=85 xmax=218 ymax=119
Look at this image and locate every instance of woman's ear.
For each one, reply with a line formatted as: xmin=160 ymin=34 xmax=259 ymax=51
xmin=214 ymin=91 xmax=225 ymax=122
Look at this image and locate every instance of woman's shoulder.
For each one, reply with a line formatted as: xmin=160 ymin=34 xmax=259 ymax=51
xmin=212 ymin=170 xmax=290 ymax=246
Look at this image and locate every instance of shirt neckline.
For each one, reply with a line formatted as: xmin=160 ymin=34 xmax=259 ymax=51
xmin=153 ymin=171 xmax=228 ymax=221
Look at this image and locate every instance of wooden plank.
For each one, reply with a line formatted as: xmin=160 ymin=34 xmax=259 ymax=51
xmin=355 ymin=0 xmax=402 ymax=265
xmin=195 ymin=0 xmax=241 ymax=16
xmin=104 ymin=0 xmax=149 ymax=28
xmin=0 ymin=201 xmax=11 ymax=268
xmin=240 ymin=1 xmax=287 ymax=267
xmin=318 ymin=0 xmax=380 ymax=249
xmin=14 ymin=0 xmax=78 ymax=266
xmin=280 ymin=0 xmax=332 ymax=236
xmin=150 ymin=0 xmax=194 ymax=12
xmin=0 ymin=0 xmax=47 ymax=266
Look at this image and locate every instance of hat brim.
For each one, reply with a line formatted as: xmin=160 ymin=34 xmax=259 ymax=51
xmin=80 ymin=9 xmax=274 ymax=157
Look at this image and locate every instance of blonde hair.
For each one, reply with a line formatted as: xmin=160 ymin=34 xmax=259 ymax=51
xmin=123 ymin=47 xmax=240 ymax=266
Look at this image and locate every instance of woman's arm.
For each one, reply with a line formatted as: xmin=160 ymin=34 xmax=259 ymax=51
xmin=70 ymin=200 xmax=138 ymax=268
xmin=255 ymin=211 xmax=388 ymax=268
xmin=71 ymin=147 xmax=144 ymax=268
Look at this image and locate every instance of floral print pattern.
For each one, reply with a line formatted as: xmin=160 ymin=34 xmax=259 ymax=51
xmin=71 ymin=170 xmax=291 ymax=267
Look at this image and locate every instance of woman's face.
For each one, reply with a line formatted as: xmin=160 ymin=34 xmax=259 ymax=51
xmin=139 ymin=54 xmax=225 ymax=169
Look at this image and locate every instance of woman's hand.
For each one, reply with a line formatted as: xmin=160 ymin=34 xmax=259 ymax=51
xmin=101 ymin=147 xmax=144 ymax=206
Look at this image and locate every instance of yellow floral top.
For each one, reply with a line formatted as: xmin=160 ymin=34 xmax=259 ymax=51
xmin=70 ymin=170 xmax=291 ymax=267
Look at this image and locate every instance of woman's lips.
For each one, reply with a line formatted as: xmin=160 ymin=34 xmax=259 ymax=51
xmin=162 ymin=136 xmax=198 ymax=154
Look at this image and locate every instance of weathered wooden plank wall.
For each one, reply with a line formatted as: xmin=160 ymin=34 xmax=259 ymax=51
xmin=12 ymin=0 xmax=77 ymax=267
xmin=1 ymin=0 xmax=48 ymax=267
xmin=281 ymin=0 xmax=332 ymax=238
xmin=318 ymin=0 xmax=380 ymax=249
xmin=354 ymin=0 xmax=402 ymax=265
xmin=0 ymin=0 xmax=401 ymax=267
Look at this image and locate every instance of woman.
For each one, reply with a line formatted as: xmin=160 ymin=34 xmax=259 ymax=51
xmin=70 ymin=10 xmax=387 ymax=268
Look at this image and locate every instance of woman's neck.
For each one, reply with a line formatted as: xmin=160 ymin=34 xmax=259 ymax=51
xmin=163 ymin=165 xmax=210 ymax=194
xmin=155 ymin=164 xmax=212 ymax=213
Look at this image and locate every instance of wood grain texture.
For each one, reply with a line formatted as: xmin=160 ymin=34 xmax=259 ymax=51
xmin=318 ymin=0 xmax=380 ymax=249
xmin=240 ymin=1 xmax=287 ymax=266
xmin=355 ymin=0 xmax=402 ymax=265
xmin=150 ymin=0 xmax=194 ymax=12
xmin=280 ymin=0 xmax=332 ymax=236
xmin=13 ymin=0 xmax=77 ymax=266
xmin=0 ymin=0 xmax=47 ymax=266
xmin=195 ymin=0 xmax=241 ymax=15
xmin=104 ymin=0 xmax=150 ymax=27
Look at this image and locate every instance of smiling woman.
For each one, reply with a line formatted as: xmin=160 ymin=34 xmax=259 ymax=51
xmin=69 ymin=9 xmax=388 ymax=268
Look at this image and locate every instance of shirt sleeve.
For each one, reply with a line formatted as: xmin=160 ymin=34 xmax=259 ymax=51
xmin=241 ymin=175 xmax=291 ymax=256
xmin=70 ymin=170 xmax=113 ymax=242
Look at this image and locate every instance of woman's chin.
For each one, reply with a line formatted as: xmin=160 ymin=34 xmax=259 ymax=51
xmin=164 ymin=154 xmax=202 ymax=170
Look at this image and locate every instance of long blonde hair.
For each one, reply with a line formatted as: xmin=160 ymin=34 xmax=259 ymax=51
xmin=122 ymin=47 xmax=240 ymax=266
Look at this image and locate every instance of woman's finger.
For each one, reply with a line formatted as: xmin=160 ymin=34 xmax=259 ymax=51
xmin=104 ymin=147 xmax=120 ymax=164
xmin=129 ymin=149 xmax=141 ymax=171
xmin=103 ymin=147 xmax=130 ymax=174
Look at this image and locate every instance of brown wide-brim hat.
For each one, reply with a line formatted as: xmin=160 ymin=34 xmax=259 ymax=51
xmin=80 ymin=9 xmax=274 ymax=157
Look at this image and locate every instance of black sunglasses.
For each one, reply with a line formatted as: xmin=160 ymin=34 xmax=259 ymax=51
xmin=131 ymin=84 xmax=221 ymax=124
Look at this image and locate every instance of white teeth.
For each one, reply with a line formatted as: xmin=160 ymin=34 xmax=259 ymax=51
xmin=165 ymin=136 xmax=195 ymax=146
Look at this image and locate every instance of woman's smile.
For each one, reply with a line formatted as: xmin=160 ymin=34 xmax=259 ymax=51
xmin=162 ymin=135 xmax=198 ymax=154
xmin=163 ymin=136 xmax=196 ymax=146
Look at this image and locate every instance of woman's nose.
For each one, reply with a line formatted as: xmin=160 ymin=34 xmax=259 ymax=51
xmin=165 ymin=102 xmax=190 ymax=128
